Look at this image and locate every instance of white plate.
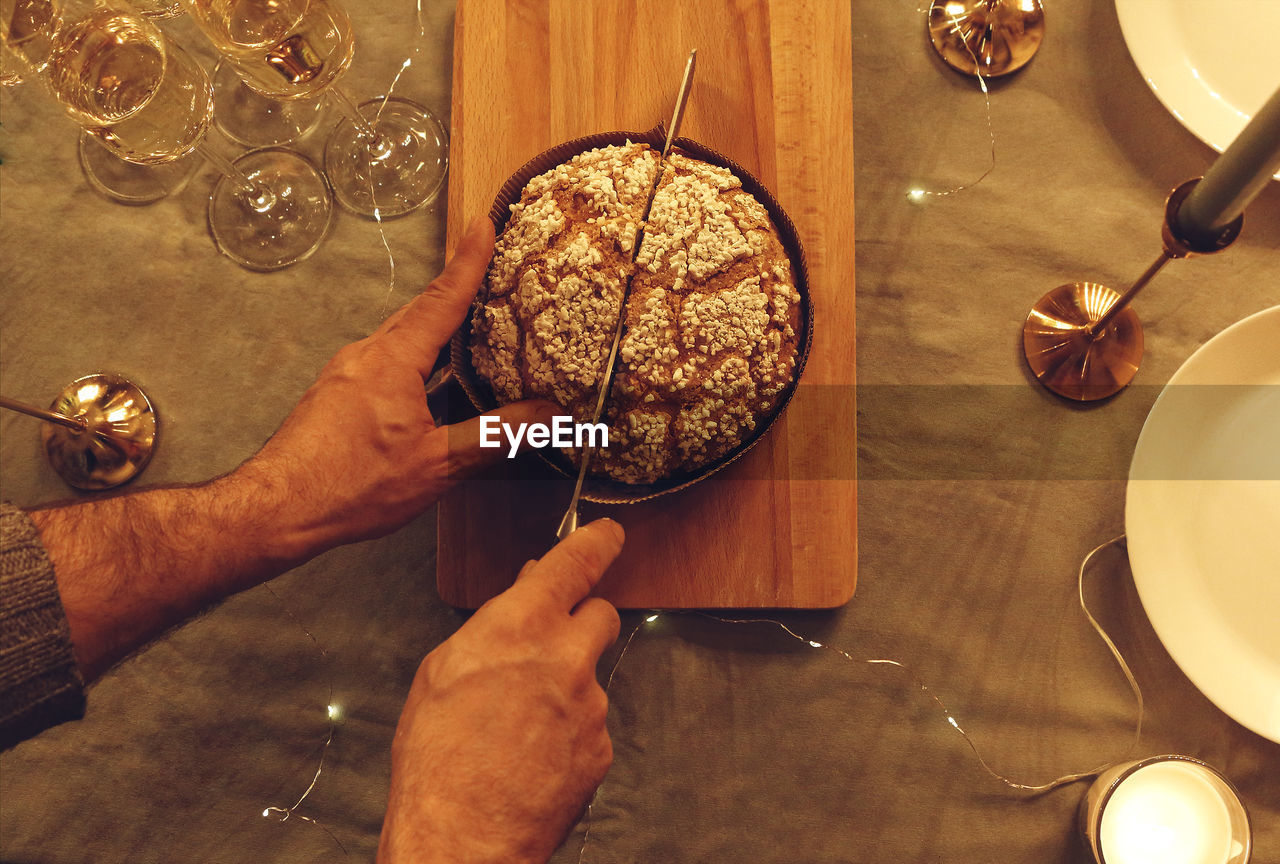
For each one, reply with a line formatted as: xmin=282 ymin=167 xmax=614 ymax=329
xmin=1126 ymin=306 xmax=1280 ymax=743
xmin=1115 ymin=0 xmax=1280 ymax=166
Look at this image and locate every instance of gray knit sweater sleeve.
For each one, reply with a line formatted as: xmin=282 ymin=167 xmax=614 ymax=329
xmin=1 ymin=501 xmax=86 ymax=750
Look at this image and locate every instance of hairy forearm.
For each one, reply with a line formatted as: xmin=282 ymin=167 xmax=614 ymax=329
xmin=28 ymin=464 xmax=311 ymax=683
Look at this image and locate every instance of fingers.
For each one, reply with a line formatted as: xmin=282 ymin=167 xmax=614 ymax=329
xmin=517 ymin=519 xmax=625 ymax=611
xmin=570 ymin=597 xmax=622 ymax=661
xmin=431 ymin=399 xmax=560 ymax=486
xmin=379 ymin=217 xmax=497 ymax=375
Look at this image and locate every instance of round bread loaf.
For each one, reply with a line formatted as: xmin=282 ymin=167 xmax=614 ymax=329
xmin=470 ymin=141 xmax=801 ymax=485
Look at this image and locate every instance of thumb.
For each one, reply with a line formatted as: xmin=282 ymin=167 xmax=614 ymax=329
xmin=376 ymin=217 xmax=497 ymax=375
xmin=434 ymin=400 xmax=562 ymax=485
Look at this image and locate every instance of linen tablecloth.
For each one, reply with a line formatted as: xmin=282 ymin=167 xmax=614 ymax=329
xmin=2 ymin=1 xmax=1277 ymax=860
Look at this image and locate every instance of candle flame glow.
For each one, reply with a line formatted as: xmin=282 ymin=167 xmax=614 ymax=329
xmin=1099 ymin=761 xmax=1239 ymax=864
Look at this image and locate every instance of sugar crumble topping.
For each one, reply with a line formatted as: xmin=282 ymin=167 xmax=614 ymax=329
xmin=472 ymin=144 xmax=801 ymax=484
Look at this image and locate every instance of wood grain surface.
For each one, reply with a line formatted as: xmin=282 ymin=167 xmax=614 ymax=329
xmin=439 ymin=0 xmax=855 ymax=608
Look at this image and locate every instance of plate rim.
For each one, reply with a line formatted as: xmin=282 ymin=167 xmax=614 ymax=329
xmin=1125 ymin=304 xmax=1280 ymax=744
xmin=1114 ymin=0 xmax=1280 ymax=161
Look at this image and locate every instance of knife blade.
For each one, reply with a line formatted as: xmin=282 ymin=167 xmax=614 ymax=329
xmin=555 ymin=49 xmax=698 ymax=541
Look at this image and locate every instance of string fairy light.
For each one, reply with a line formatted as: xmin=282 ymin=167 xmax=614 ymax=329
xmin=373 ymin=204 xmax=399 ymax=321
xmin=249 ymin=6 xmax=432 ymax=853
xmin=578 ymin=535 xmax=1141 ymax=859
xmin=371 ymin=0 xmax=429 ymax=321
xmin=907 ymin=7 xmax=998 ymax=202
xmin=259 ymin=585 xmax=349 ymax=856
xmin=573 ymin=614 xmax=653 ymax=862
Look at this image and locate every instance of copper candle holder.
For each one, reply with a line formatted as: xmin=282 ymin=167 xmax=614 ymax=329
xmin=927 ymin=0 xmax=1045 ymax=78
xmin=0 ymin=373 xmax=158 ymax=490
xmin=1022 ymin=178 xmax=1243 ymax=402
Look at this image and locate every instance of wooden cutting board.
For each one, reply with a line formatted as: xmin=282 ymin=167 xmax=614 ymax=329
xmin=438 ymin=0 xmax=855 ymax=608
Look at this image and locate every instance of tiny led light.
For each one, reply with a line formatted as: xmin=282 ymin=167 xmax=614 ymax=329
xmin=910 ymin=10 xmax=996 ymax=200
xmin=578 ymin=538 xmax=1146 ymax=862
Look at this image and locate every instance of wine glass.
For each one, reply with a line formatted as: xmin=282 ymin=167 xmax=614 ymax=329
xmin=0 ymin=0 xmax=58 ymax=78
xmin=178 ymin=0 xmax=447 ymax=218
xmin=4 ymin=0 xmax=333 ymax=270
xmin=4 ymin=0 xmax=197 ymax=202
xmin=211 ymin=56 xmax=324 ymax=148
xmin=77 ymin=129 xmax=201 ymax=204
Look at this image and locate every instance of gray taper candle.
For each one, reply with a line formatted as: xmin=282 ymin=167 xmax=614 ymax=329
xmin=1177 ymin=84 xmax=1280 ymax=243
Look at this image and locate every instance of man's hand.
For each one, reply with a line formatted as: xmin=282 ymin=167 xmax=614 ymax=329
xmin=30 ymin=218 xmax=553 ymax=683
xmin=377 ymin=519 xmax=625 ymax=864
xmin=239 ymin=217 xmax=556 ymax=560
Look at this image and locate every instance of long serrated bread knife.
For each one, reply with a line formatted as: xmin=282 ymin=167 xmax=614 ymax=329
xmin=555 ymin=49 xmax=698 ymax=541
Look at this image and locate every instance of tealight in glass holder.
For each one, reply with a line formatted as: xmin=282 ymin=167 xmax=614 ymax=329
xmin=1079 ymin=755 xmax=1252 ymax=864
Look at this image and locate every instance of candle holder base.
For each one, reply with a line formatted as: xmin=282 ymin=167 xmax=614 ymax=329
xmin=42 ymin=373 xmax=158 ymax=490
xmin=927 ymin=0 xmax=1045 ymax=78
xmin=1023 ymin=282 xmax=1144 ymax=402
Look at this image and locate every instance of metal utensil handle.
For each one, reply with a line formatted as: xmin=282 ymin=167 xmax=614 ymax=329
xmin=662 ymin=50 xmax=697 ymax=158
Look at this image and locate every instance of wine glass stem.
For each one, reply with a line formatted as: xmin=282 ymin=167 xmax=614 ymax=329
xmin=1088 ymin=251 xmax=1172 ymax=339
xmin=328 ymin=87 xmax=385 ymax=147
xmin=197 ymin=143 xmax=278 ymax=210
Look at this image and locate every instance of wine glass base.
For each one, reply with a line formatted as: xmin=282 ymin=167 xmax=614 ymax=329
xmin=78 ymin=132 xmax=199 ymax=205
xmin=1023 ymin=282 xmax=1145 ymax=402
xmin=208 ymin=147 xmax=334 ymax=272
xmin=41 ymin=373 xmax=158 ymax=490
xmin=324 ymin=96 xmax=449 ymax=219
xmin=212 ymin=60 xmax=326 ymax=148
xmin=927 ymin=0 xmax=1045 ymax=78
